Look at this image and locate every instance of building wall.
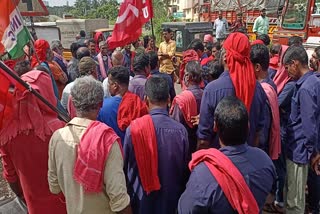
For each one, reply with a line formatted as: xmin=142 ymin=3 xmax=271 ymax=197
xmin=170 ymin=0 xmax=203 ymax=21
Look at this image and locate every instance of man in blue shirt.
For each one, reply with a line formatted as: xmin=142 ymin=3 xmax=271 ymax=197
xmin=149 ymin=51 xmax=176 ymax=102
xmin=98 ymin=66 xmax=147 ymax=143
xmin=283 ymin=45 xmax=320 ymax=214
xmin=197 ymin=32 xmax=267 ymax=149
xmin=178 ymin=96 xmax=275 ymax=213
xmin=129 ymin=52 xmax=150 ymax=100
xmin=250 ymin=44 xmax=278 ymax=153
xmin=123 ymin=76 xmax=189 ymax=214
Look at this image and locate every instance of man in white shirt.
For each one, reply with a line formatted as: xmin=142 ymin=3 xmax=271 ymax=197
xmin=214 ymin=11 xmax=228 ymax=42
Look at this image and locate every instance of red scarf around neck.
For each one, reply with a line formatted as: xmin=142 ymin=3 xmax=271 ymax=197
xmin=130 ymin=114 xmax=160 ymax=194
xmin=189 ymin=148 xmax=259 ymax=214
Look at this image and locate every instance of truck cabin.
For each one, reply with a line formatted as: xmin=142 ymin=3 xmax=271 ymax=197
xmin=273 ymin=0 xmax=320 ymax=45
xmin=160 ymin=22 xmax=213 ymax=57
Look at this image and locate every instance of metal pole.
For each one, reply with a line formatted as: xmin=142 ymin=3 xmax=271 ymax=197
xmin=0 ymin=61 xmax=71 ymax=123
xmin=151 ymin=18 xmax=155 ymax=40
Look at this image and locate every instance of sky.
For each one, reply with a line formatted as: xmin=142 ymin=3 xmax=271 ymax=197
xmin=48 ymin=0 xmax=76 ymax=7
xmin=48 ymin=0 xmax=122 ymax=7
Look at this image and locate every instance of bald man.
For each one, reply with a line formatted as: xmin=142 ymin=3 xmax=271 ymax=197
xmin=112 ymin=50 xmax=124 ymax=67
xmin=103 ymin=51 xmax=132 ymax=98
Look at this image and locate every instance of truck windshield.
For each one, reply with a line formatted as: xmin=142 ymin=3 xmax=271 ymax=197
xmin=282 ymin=0 xmax=308 ymax=29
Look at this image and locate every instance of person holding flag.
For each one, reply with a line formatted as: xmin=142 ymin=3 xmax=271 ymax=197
xmin=0 ymin=69 xmax=67 ymax=214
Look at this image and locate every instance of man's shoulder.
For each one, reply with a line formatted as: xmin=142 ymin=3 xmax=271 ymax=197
xmin=246 ymin=146 xmax=274 ymax=167
xmin=63 ymin=82 xmax=74 ymax=93
xmin=205 ymin=73 xmax=233 ymax=91
xmin=51 ymin=125 xmax=72 ymax=142
xmin=155 ymin=114 xmax=188 ymax=134
xmin=191 ymin=162 xmax=219 ymax=188
xmin=102 ymin=96 xmax=122 ymax=109
xmin=303 ymin=72 xmax=320 ymax=85
xmin=169 ymin=39 xmax=176 ymax=44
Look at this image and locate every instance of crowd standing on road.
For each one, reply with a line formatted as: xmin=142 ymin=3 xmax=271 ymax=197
xmin=0 ymin=20 xmax=320 ymax=214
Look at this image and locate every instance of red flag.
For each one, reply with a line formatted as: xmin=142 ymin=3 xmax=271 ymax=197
xmin=0 ymin=70 xmax=14 ymax=130
xmin=0 ymin=62 xmax=25 ymax=129
xmin=108 ymin=0 xmax=153 ymax=49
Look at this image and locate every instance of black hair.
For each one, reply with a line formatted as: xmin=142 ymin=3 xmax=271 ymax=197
xmin=88 ymin=38 xmax=96 ymax=45
xmin=205 ymin=42 xmax=213 ymax=51
xmin=288 ymin=36 xmax=303 ymax=46
xmin=145 ymin=76 xmax=169 ymax=103
xmin=143 ymin=35 xmax=150 ymax=48
xmin=257 ymin=34 xmax=271 ymax=46
xmin=133 ymin=52 xmax=150 ymax=73
xmin=14 ymin=60 xmax=31 ymax=76
xmin=250 ymin=44 xmax=270 ymax=71
xmin=187 ymin=39 xmax=204 ymax=52
xmin=108 ymin=66 xmax=130 ymax=86
xmin=185 ymin=61 xmax=202 ymax=84
xmin=214 ymin=96 xmax=248 ymax=146
xmin=283 ymin=45 xmax=308 ymax=66
xmin=76 ymin=47 xmax=91 ymax=60
xmin=212 ymin=42 xmax=221 ymax=51
xmin=163 ymin=28 xmax=172 ymax=33
xmin=270 ymin=43 xmax=281 ymax=55
xmin=204 ymin=60 xmax=224 ymax=80
xmin=315 ymin=46 xmax=320 ymax=59
xmin=70 ymin=42 xmax=81 ymax=58
xmin=148 ymin=51 xmax=158 ymax=70
xmin=80 ymin=30 xmax=86 ymax=37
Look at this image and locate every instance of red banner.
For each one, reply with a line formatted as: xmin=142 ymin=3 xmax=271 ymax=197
xmin=108 ymin=0 xmax=153 ymax=49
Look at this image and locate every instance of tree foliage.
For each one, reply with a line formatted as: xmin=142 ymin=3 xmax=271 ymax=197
xmin=48 ymin=0 xmax=173 ymax=44
xmin=68 ymin=0 xmax=119 ymax=20
xmin=152 ymin=0 xmax=173 ymax=44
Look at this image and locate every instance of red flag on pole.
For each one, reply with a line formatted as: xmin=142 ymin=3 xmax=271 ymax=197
xmin=108 ymin=0 xmax=153 ymax=49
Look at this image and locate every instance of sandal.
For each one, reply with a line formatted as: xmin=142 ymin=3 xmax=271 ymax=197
xmin=263 ymin=202 xmax=284 ymax=213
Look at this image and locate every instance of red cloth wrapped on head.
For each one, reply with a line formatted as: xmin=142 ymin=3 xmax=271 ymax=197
xmin=31 ymin=39 xmax=50 ymax=68
xmin=223 ymin=32 xmax=256 ymax=112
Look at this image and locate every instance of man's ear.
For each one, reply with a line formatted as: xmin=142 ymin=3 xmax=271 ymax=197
xmin=144 ymin=95 xmax=149 ymax=107
xmin=213 ymin=121 xmax=218 ymax=132
xmin=98 ymin=101 xmax=103 ymax=109
xmin=254 ymin=63 xmax=261 ymax=72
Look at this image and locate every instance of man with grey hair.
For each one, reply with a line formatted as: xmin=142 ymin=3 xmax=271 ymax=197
xmin=102 ymin=50 xmax=126 ymax=97
xmin=61 ymin=56 xmax=98 ymax=118
xmin=49 ymin=76 xmax=132 ymax=214
xmin=170 ymin=60 xmax=203 ymax=154
xmin=112 ymin=50 xmax=124 ymax=66
xmin=51 ymin=39 xmax=68 ymax=79
xmin=95 ymin=41 xmax=112 ymax=81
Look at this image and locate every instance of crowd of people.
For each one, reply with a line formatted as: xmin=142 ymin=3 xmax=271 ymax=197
xmin=0 ymin=24 xmax=319 ymax=214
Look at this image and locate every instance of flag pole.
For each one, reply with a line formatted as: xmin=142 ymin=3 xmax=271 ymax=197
xmin=151 ymin=18 xmax=155 ymax=40
xmin=0 ymin=61 xmax=71 ymax=123
xmin=10 ymin=0 xmax=41 ymax=64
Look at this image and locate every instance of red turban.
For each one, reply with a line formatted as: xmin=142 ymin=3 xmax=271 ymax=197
xmin=94 ymin=32 xmax=104 ymax=53
xmin=223 ymin=32 xmax=256 ymax=112
xmin=31 ymin=39 xmax=50 ymax=68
